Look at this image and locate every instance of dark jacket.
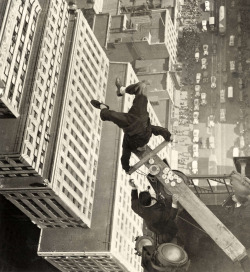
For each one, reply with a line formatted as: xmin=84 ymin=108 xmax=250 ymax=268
xmin=131 ymin=189 xmax=178 ymax=237
xmin=121 ymin=120 xmax=171 ymax=171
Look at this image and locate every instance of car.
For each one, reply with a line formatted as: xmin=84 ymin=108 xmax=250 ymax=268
xmin=239 ymin=78 xmax=243 ymax=89
xmin=193 ymin=144 xmax=199 ymax=158
xmin=238 ymin=62 xmax=243 ymax=73
xmin=208 ymin=115 xmax=215 ymax=127
xmin=228 ymin=86 xmax=233 ymax=98
xmin=203 ymin=44 xmax=209 ymax=55
xmin=233 ymin=147 xmax=239 ymax=157
xmin=240 ymin=108 xmax=245 ymax=120
xmin=201 ymin=58 xmax=207 ymax=69
xmin=201 ymin=93 xmax=207 ymax=105
xmin=209 ymin=136 xmax=215 ymax=149
xmin=194 ymin=99 xmax=200 ymax=111
xmin=205 ymin=1 xmax=210 ymax=11
xmin=240 ymin=135 xmax=245 ymax=149
xmin=220 ymin=108 xmax=226 ymax=122
xmin=230 ymin=61 xmax=236 ymax=72
xmin=211 ymin=76 xmax=216 ymax=88
xmin=220 ymin=89 xmax=225 ymax=103
xmin=195 ymin=85 xmax=201 ymax=97
xmin=192 ymin=160 xmax=198 ymax=174
xmin=193 ymin=129 xmax=199 ymax=143
xmin=202 ymin=20 xmax=207 ymax=32
xmin=229 ymin=35 xmax=235 ymax=46
xmin=195 ymin=52 xmax=200 ymax=62
xmin=193 ymin=111 xmax=199 ymax=124
xmin=196 ymin=73 xmax=201 ymax=84
xmin=212 ymin=44 xmax=217 ymax=55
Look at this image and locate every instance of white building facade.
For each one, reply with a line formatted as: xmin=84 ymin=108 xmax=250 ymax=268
xmin=50 ymin=9 xmax=109 ymax=227
xmin=0 ymin=0 xmax=41 ymax=117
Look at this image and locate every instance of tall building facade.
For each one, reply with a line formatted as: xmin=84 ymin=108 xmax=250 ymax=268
xmin=37 ymin=62 xmax=171 ymax=272
xmin=0 ymin=2 xmax=109 ymax=229
xmin=0 ymin=0 xmax=41 ymax=118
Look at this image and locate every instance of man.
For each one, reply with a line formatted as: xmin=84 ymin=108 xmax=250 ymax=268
xmin=129 ymin=179 xmax=179 ymax=243
xmin=90 ymin=79 xmax=172 ymax=173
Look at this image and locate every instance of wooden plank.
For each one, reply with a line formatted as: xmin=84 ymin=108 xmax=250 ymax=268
xmin=132 ymin=145 xmax=247 ymax=262
xmin=128 ymin=141 xmax=168 ymax=175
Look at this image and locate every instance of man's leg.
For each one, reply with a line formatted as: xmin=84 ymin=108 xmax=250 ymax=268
xmin=100 ymin=108 xmax=136 ymax=129
xmin=116 ymin=79 xmax=149 ymax=121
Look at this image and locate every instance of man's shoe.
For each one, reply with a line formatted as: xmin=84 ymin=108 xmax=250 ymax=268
xmin=115 ymin=77 xmax=123 ymax=97
xmin=90 ymin=100 xmax=109 ymax=110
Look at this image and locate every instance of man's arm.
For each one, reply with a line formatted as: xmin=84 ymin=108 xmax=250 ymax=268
xmin=129 ymin=179 xmax=140 ymax=213
xmin=151 ymin=125 xmax=172 ymax=142
xmin=169 ymin=195 xmax=178 ymax=220
xmin=121 ymin=147 xmax=132 ymax=173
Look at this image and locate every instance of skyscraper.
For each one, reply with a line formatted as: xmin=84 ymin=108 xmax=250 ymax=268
xmin=0 ymin=2 xmax=109 ymax=228
xmin=37 ymin=62 xmax=171 ymax=272
xmin=0 ymin=0 xmax=41 ymax=118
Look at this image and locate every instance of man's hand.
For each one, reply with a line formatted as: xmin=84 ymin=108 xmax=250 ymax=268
xmin=125 ymin=166 xmax=132 ymax=175
xmin=172 ymin=194 xmax=179 ymax=208
xmin=129 ymin=179 xmax=137 ymax=189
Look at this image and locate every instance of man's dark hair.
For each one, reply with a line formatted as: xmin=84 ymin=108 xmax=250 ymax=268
xmin=139 ymin=191 xmax=151 ymax=206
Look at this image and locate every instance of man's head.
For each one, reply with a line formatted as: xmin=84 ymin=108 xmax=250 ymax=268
xmin=139 ymin=191 xmax=151 ymax=206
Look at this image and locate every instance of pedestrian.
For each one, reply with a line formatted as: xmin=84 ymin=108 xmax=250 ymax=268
xmin=91 ymin=79 xmax=173 ymax=174
xmin=129 ymin=179 xmax=179 ymax=243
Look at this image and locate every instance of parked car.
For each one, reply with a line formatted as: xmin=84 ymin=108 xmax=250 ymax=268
xmin=203 ymin=44 xmax=209 ymax=55
xmin=220 ymin=108 xmax=226 ymax=122
xmin=203 ymin=71 xmax=209 ymax=83
xmin=239 ymin=90 xmax=244 ymax=102
xmin=195 ymin=85 xmax=201 ymax=97
xmin=194 ymin=99 xmax=200 ymax=111
xmin=205 ymin=1 xmax=210 ymax=11
xmin=229 ymin=35 xmax=235 ymax=46
xmin=201 ymin=93 xmax=207 ymax=105
xmin=201 ymin=58 xmax=207 ymax=69
xmin=195 ymin=52 xmax=200 ymax=62
xmin=201 ymin=137 xmax=207 ymax=149
xmin=238 ymin=62 xmax=243 ymax=73
xmin=211 ymin=76 xmax=216 ymax=88
xmin=208 ymin=115 xmax=215 ymax=127
xmin=192 ymin=160 xmax=198 ymax=174
xmin=193 ymin=129 xmax=199 ymax=143
xmin=220 ymin=89 xmax=225 ymax=103
xmin=240 ymin=135 xmax=245 ymax=149
xmin=212 ymin=44 xmax=217 ymax=55
xmin=202 ymin=20 xmax=207 ymax=32
xmin=196 ymin=73 xmax=201 ymax=84
xmin=193 ymin=144 xmax=199 ymax=158
xmin=233 ymin=147 xmax=239 ymax=157
xmin=239 ymin=78 xmax=243 ymax=89
xmin=193 ymin=111 xmax=199 ymax=124
xmin=230 ymin=61 xmax=236 ymax=72
xmin=209 ymin=136 xmax=215 ymax=149
xmin=228 ymin=86 xmax=233 ymax=99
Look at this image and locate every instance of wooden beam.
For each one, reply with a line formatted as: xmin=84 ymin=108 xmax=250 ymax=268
xmin=128 ymin=141 xmax=168 ymax=175
xmin=132 ymin=145 xmax=247 ymax=262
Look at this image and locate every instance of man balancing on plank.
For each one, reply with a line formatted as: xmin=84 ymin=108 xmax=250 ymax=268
xmin=90 ymin=79 xmax=173 ymax=174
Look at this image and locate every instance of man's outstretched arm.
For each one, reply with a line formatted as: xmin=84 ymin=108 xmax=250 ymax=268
xmin=121 ymin=148 xmax=132 ymax=173
xmin=151 ymin=125 xmax=172 ymax=141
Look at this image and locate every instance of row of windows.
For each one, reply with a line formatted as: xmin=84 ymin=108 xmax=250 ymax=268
xmin=78 ymin=73 xmax=96 ymax=99
xmin=73 ymin=98 xmax=91 ymax=131
xmin=84 ymin=27 xmax=101 ymax=57
xmin=68 ymin=138 xmax=87 ymax=165
xmin=64 ymin=174 xmax=83 ymax=198
xmin=65 ymin=162 xmax=86 ymax=188
xmin=62 ymin=186 xmax=81 ymax=210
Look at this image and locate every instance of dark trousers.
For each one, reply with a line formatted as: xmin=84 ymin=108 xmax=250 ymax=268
xmin=100 ymin=82 xmax=149 ymax=130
